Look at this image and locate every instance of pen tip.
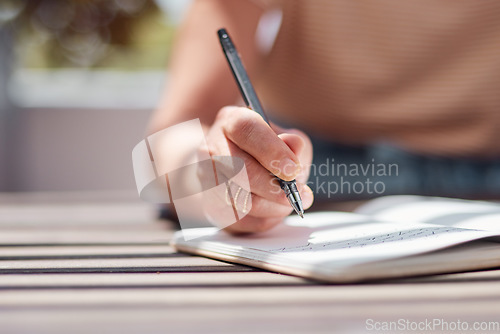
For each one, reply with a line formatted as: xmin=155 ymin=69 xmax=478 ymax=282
xmin=299 ymin=212 xmax=304 ymax=219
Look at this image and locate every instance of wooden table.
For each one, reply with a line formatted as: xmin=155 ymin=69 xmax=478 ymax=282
xmin=1 ymin=192 xmax=500 ymax=333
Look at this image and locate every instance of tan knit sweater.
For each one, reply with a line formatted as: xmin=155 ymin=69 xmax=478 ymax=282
xmin=251 ymin=0 xmax=500 ymax=158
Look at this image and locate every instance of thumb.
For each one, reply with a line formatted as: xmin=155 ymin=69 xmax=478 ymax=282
xmin=278 ymin=130 xmax=313 ymax=184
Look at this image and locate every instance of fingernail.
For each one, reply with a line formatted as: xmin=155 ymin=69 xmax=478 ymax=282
xmin=278 ymin=158 xmax=301 ymax=180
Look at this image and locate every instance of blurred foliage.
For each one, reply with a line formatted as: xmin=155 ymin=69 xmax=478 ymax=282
xmin=2 ymin=0 xmax=177 ymax=69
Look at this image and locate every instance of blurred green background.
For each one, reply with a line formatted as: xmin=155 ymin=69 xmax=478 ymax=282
xmin=5 ymin=0 xmax=181 ymax=70
xmin=0 ymin=0 xmax=192 ymax=192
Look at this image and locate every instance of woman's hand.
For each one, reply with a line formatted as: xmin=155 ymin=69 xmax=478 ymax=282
xmin=201 ymin=106 xmax=314 ymax=234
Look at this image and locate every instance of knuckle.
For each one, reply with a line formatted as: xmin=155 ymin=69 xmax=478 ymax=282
xmin=234 ymin=117 xmax=256 ymax=137
xmin=225 ymin=112 xmax=257 ymax=139
xmin=217 ymin=106 xmax=236 ymax=120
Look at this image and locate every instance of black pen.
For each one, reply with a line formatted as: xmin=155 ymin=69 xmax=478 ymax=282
xmin=217 ymin=28 xmax=304 ymax=218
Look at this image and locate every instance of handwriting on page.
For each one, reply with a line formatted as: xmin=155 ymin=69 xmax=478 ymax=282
xmin=269 ymin=226 xmax=468 ymax=252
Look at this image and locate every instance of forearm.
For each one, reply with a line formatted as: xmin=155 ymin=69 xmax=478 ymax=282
xmin=145 ymin=1 xmax=265 ymax=218
xmin=148 ymin=0 xmax=264 ymax=134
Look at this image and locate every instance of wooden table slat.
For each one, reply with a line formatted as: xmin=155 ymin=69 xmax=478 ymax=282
xmin=0 ymin=272 xmax=306 ymax=289
xmin=0 ymin=245 xmax=179 ymax=259
xmin=1 ymin=192 xmax=500 ymax=334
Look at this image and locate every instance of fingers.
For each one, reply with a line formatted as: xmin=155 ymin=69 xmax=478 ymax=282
xmin=202 ymin=106 xmax=315 ymax=234
xmin=278 ymin=129 xmax=313 ymax=184
xmin=223 ymin=186 xmax=314 ymax=235
xmin=220 ymin=107 xmax=301 ymax=181
xmin=215 ymin=141 xmax=290 ymax=205
xmin=245 ymin=185 xmax=314 ymax=218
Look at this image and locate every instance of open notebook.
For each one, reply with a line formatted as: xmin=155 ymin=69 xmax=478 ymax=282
xmin=171 ymin=196 xmax=500 ymax=283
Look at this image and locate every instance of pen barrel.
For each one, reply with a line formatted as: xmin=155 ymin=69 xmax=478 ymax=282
xmin=218 ymin=28 xmax=270 ymax=124
xmin=280 ymin=179 xmax=297 ymax=195
xmin=218 ymin=28 xmax=303 ymax=217
xmin=280 ymin=179 xmax=304 ymax=215
xmin=218 ymin=29 xmax=235 ymax=53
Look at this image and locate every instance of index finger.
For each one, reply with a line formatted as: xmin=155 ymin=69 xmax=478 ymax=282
xmin=220 ymin=107 xmax=301 ymax=181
